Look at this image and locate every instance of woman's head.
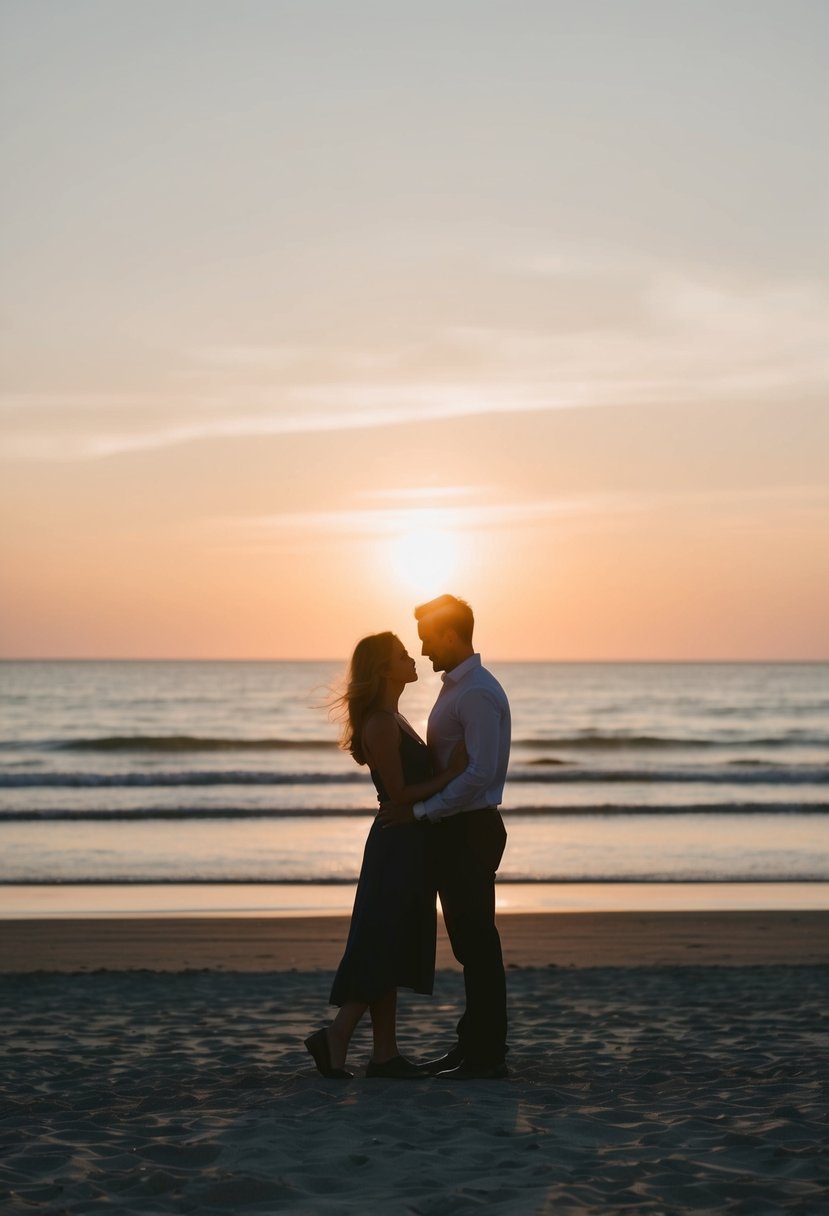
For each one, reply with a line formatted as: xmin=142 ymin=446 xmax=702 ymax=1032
xmin=333 ymin=632 xmax=416 ymax=764
xmin=349 ymin=631 xmax=398 ymax=690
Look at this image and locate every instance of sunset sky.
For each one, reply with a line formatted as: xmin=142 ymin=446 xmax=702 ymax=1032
xmin=1 ymin=1 xmax=827 ymax=660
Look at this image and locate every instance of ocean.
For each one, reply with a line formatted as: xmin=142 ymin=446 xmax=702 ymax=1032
xmin=1 ymin=660 xmax=827 ymax=915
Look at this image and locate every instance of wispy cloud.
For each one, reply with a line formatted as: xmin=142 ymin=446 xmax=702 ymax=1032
xmin=205 ymin=482 xmax=829 ymax=551
xmin=208 ymin=498 xmax=583 ymax=545
xmin=0 ymin=385 xmax=560 ymax=462
xmin=356 ymin=486 xmax=486 ymax=504
xmin=2 ymin=257 xmax=826 ymax=462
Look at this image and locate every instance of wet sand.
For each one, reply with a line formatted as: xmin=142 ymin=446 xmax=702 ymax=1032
xmin=2 ymin=908 xmax=828 ymax=973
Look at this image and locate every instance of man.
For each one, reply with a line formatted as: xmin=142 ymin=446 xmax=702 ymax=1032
xmin=378 ymin=594 xmax=511 ymax=1079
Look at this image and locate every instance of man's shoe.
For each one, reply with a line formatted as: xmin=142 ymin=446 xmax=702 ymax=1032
xmin=434 ymin=1060 xmax=509 ymax=1080
xmin=419 ymin=1045 xmax=466 ymax=1076
xmin=365 ymin=1055 xmax=429 ymax=1079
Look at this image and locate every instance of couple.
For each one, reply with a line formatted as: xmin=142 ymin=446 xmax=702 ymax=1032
xmin=304 ymin=594 xmax=511 ymax=1081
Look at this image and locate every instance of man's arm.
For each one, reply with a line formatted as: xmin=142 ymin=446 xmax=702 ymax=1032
xmin=407 ymin=687 xmax=502 ymax=823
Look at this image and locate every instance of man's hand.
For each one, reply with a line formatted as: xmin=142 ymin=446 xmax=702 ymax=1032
xmin=377 ymin=800 xmax=416 ymax=827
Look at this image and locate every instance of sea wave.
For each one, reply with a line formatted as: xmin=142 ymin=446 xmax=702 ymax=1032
xmin=0 ymin=771 xmax=362 ymax=788
xmin=0 ymin=766 xmax=825 ymax=789
xmin=1 ymin=729 xmax=827 ymax=753
xmin=45 ymin=735 xmax=334 ymax=752
xmin=1 ymin=874 xmax=827 ymax=885
xmin=519 ymin=732 xmax=829 ymax=750
xmin=1 ymin=802 xmax=827 ymax=821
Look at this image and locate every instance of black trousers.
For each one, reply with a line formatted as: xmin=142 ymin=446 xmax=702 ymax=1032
xmin=433 ymin=808 xmax=508 ymax=1064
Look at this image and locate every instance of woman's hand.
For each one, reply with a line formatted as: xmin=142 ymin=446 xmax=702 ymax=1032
xmin=447 ymin=739 xmax=468 ymax=777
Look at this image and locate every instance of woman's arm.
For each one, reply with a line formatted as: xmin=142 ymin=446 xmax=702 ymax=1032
xmin=363 ymin=713 xmax=466 ymax=805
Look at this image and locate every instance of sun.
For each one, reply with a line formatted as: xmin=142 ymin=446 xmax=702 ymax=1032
xmin=390 ymin=527 xmax=460 ymax=595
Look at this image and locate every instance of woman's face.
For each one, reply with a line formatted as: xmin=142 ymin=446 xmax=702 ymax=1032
xmin=385 ymin=638 xmax=418 ymax=685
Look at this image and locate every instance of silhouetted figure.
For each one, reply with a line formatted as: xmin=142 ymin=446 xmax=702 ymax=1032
xmin=304 ymin=632 xmax=466 ymax=1079
xmin=379 ymin=595 xmax=512 ymax=1079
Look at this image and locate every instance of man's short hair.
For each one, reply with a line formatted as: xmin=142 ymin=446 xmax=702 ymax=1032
xmin=414 ymin=594 xmax=474 ymax=645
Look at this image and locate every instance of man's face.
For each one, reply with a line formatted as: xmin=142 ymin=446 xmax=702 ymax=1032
xmin=417 ymin=617 xmax=452 ymax=672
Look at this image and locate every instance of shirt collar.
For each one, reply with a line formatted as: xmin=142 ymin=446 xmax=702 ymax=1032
xmin=441 ymin=652 xmax=481 ymax=686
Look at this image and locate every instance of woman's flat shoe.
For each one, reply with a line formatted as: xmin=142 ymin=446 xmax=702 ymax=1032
xmin=304 ymin=1028 xmax=353 ymax=1079
xmin=365 ymin=1054 xmax=429 ymax=1079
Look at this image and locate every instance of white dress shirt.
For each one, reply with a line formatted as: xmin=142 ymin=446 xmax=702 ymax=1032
xmin=413 ymin=653 xmax=511 ymax=823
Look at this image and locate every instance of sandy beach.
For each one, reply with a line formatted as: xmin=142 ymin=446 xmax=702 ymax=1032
xmin=2 ymin=911 xmax=828 ymax=1214
xmin=2 ymin=908 xmax=829 ymax=972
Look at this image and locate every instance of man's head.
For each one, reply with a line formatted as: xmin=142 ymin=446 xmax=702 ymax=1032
xmin=414 ymin=594 xmax=475 ymax=673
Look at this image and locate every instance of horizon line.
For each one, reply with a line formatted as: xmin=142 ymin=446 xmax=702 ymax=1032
xmin=1 ymin=656 xmax=827 ymax=665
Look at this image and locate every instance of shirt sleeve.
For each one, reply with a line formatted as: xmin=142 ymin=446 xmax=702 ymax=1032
xmin=418 ymin=687 xmax=503 ymax=822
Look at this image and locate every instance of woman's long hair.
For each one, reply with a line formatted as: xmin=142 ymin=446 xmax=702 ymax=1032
xmin=330 ymin=632 xmax=397 ymax=766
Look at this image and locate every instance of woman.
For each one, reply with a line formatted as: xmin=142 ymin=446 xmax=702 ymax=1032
xmin=304 ymin=631 xmax=466 ymax=1079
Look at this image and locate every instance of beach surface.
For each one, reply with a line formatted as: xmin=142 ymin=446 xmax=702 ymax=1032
xmin=3 ymin=912 xmax=829 ymax=1214
xmin=3 ymin=908 xmax=829 ymax=973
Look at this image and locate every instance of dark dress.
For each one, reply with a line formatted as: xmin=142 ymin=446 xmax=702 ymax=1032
xmin=329 ymin=728 xmax=437 ymax=1006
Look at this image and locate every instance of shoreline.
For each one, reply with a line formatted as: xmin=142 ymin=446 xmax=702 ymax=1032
xmin=3 ymin=908 xmax=828 ymax=972
xmin=1 ymin=878 xmax=828 ymax=920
